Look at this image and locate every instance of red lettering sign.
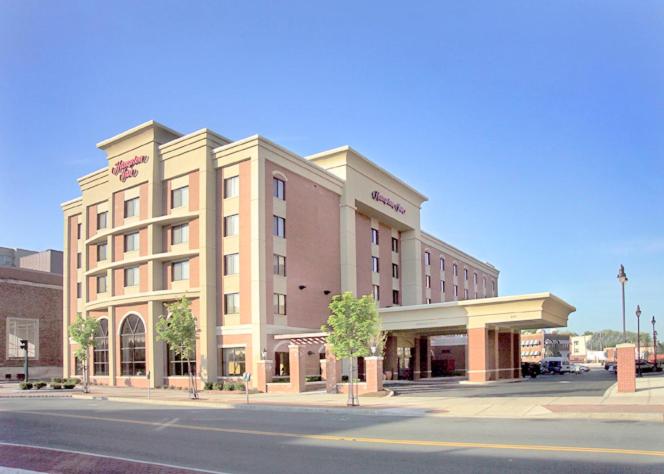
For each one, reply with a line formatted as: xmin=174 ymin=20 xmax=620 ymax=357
xmin=371 ymin=190 xmax=406 ymax=214
xmin=111 ymin=155 xmax=149 ymax=182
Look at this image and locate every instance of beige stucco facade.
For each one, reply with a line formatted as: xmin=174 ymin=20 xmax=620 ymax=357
xmin=62 ymin=120 xmax=573 ymax=389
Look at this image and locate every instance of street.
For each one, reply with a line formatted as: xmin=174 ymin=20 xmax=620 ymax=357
xmin=1 ymin=398 xmax=662 ymax=473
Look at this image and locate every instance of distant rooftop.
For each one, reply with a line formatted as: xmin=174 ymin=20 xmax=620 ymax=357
xmin=0 ymin=247 xmax=63 ymax=274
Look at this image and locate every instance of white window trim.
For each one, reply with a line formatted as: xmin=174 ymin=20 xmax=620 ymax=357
xmin=6 ymin=318 xmax=39 ymax=359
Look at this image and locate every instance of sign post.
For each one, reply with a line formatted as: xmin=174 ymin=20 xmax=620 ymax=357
xmin=20 ymin=339 xmax=29 ymax=382
xmin=147 ymin=371 xmax=151 ymax=400
xmin=242 ymin=372 xmax=251 ymax=404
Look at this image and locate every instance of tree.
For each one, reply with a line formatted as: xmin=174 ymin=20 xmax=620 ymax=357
xmin=322 ymin=292 xmax=380 ymax=406
xmin=156 ymin=297 xmax=199 ymax=399
xmin=68 ymin=314 xmax=100 ymax=394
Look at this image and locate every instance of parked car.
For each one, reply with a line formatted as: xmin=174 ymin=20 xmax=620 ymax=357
xmin=521 ymin=362 xmax=541 ymax=378
xmin=571 ymin=364 xmax=588 ymax=374
xmin=559 ymin=364 xmax=573 ymax=374
xmin=605 ymin=362 xmax=617 ymax=371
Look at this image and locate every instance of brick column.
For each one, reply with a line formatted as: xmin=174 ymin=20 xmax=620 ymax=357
xmin=289 ymin=345 xmax=306 ymax=393
xmin=498 ymin=331 xmax=513 ymax=380
xmin=256 ymin=359 xmax=273 ymax=393
xmin=424 ymin=336 xmax=432 ymax=379
xmin=467 ymin=327 xmax=489 ymax=383
xmin=325 ymin=344 xmax=341 ymax=393
xmin=384 ymin=334 xmax=398 ymax=380
xmin=617 ymin=343 xmax=636 ymax=393
xmin=512 ymin=332 xmax=521 ymax=379
xmin=365 ymin=356 xmax=383 ymax=393
xmin=413 ymin=337 xmax=422 ymax=380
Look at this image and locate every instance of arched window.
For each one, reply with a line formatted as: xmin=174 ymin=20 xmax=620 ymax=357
xmin=93 ymin=319 xmax=109 ymax=376
xmin=120 ymin=314 xmax=146 ymax=376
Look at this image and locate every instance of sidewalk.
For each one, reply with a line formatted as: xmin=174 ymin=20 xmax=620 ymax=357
xmin=5 ymin=376 xmax=664 ymax=422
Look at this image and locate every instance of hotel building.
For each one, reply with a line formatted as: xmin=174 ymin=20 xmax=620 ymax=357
xmin=62 ymin=121 xmax=574 ymax=391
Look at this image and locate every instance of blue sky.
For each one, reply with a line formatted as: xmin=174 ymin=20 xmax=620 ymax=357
xmin=1 ymin=1 xmax=662 ymax=333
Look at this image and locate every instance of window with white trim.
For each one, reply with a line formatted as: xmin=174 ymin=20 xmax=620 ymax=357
xmin=124 ymin=197 xmax=139 ymax=218
xmin=221 ymin=346 xmax=245 ymax=376
xmin=97 ymin=243 xmax=107 ymax=261
xmin=6 ymin=318 xmax=38 ymax=358
xmin=273 ymin=216 xmax=286 ymax=238
xmin=171 ymin=185 xmax=189 ymax=209
xmin=224 ymin=253 xmax=239 ymax=276
xmin=224 ymin=214 xmax=239 ymax=237
xmin=224 ymin=176 xmax=239 ymax=199
xmin=273 ymin=177 xmax=285 ymax=200
xmin=172 ymin=223 xmax=189 ymax=245
xmin=124 ymin=266 xmax=139 ymax=287
xmin=224 ymin=293 xmax=239 ymax=314
xmin=97 ymin=211 xmax=108 ymax=230
xmin=273 ymin=293 xmax=287 ymax=315
xmin=424 ymin=251 xmax=431 ymax=266
xmin=172 ymin=260 xmax=189 ymax=281
xmin=371 ymin=256 xmax=379 ymax=273
xmin=273 ymin=254 xmax=286 ymax=277
xmin=371 ymin=228 xmax=379 ymax=245
xmin=124 ymin=232 xmax=139 ymax=252
xmin=97 ymin=275 xmax=107 ymax=293
xmin=372 ymin=285 xmax=380 ymax=301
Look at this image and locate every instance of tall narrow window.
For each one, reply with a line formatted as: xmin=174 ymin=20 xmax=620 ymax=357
xmin=492 ymin=281 xmax=496 ymax=296
xmin=171 ymin=185 xmax=189 ymax=209
xmin=371 ymin=256 xmax=379 ymax=273
xmin=454 ymin=285 xmax=459 ymax=298
xmin=221 ymin=347 xmax=245 ymax=376
xmin=77 ymin=252 xmax=81 ymax=268
xmin=474 ymin=272 xmax=478 ymax=285
xmin=273 ymin=177 xmax=285 ymax=200
xmin=77 ymin=223 xmax=82 ymax=239
xmin=464 ymin=269 xmax=468 ymax=281
xmin=372 ymin=285 xmax=380 ymax=302
xmin=124 ymin=266 xmax=139 ymax=287
xmin=392 ymin=290 xmax=400 ymax=305
xmin=441 ymin=280 xmax=446 ymax=293
xmin=224 ymin=214 xmax=239 ymax=237
xmin=391 ymin=237 xmax=399 ymax=253
xmin=371 ymin=228 xmax=379 ymax=245
xmin=97 ymin=243 xmax=107 ymax=261
xmin=426 ymin=275 xmax=431 ymax=288
xmin=426 ymin=298 xmax=432 ymax=304
xmin=224 ymin=293 xmax=240 ymax=314
xmin=453 ymin=264 xmax=458 ymax=277
xmin=424 ymin=252 xmax=431 ymax=266
xmin=464 ymin=289 xmax=469 ymax=299
xmin=273 ymin=293 xmax=287 ymax=315
xmin=273 ymin=254 xmax=286 ymax=276
xmin=440 ymin=257 xmax=445 ymax=272
xmin=76 ymin=282 xmax=81 ymax=299
xmin=224 ymin=253 xmax=239 ymax=275
xmin=97 ymin=275 xmax=107 ymax=293
xmin=124 ymin=232 xmax=139 ymax=252
xmin=172 ymin=260 xmax=189 ymax=281
xmin=273 ymin=216 xmax=286 ymax=238
xmin=224 ymin=176 xmax=239 ymax=198
xmin=392 ymin=263 xmax=399 ymax=279
xmin=97 ymin=211 xmax=108 ymax=230
xmin=120 ymin=314 xmax=146 ymax=376
xmin=124 ymin=197 xmax=139 ymax=218
xmin=172 ymin=223 xmax=189 ymax=245
xmin=93 ymin=319 xmax=109 ymax=376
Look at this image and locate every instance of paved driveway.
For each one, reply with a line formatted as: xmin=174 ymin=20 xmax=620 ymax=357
xmin=386 ymin=367 xmax=616 ymax=397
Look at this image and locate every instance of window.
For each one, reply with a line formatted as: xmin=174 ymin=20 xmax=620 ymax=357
xmin=424 ymin=251 xmax=431 ymax=266
xmin=77 ymin=282 xmax=81 ymax=299
xmin=474 ymin=272 xmax=478 ymax=285
xmin=426 ymin=298 xmax=432 ymax=304
xmin=221 ymin=347 xmax=245 ymax=376
xmin=172 ymin=260 xmax=189 ymax=281
xmin=372 ymin=285 xmax=380 ymax=301
xmin=97 ymin=275 xmax=107 ymax=293
xmin=124 ymin=197 xmax=139 ymax=218
xmin=453 ymin=264 xmax=458 ymax=277
xmin=168 ymin=345 xmax=196 ymax=376
xmin=97 ymin=243 xmax=107 ymax=261
xmin=371 ymin=228 xmax=379 ymax=245
xmin=224 ymin=293 xmax=239 ymax=314
xmin=441 ymin=280 xmax=446 ymax=293
xmin=6 ymin=318 xmax=38 ymax=358
xmin=222 ymin=253 xmax=239 ymax=276
xmin=172 ymin=223 xmax=189 ymax=245
xmin=483 ymin=277 xmax=487 ymax=296
xmin=392 ymin=290 xmax=400 ymax=305
xmin=492 ymin=281 xmax=496 ymax=296
xmin=464 ymin=269 xmax=468 ymax=281
xmin=97 ymin=211 xmax=108 ymax=230
xmin=464 ymin=289 xmax=469 ymax=299
xmin=224 ymin=214 xmax=239 ymax=237
xmin=273 ymin=177 xmax=285 ymax=200
xmin=391 ymin=237 xmax=399 ymax=253
xmin=272 ymin=216 xmax=286 ymax=238
xmin=77 ymin=252 xmax=81 ymax=269
xmin=124 ymin=266 xmax=139 ymax=287
xmin=371 ymin=256 xmax=379 ymax=273
xmin=454 ymin=285 xmax=458 ymax=298
xmin=392 ymin=263 xmax=399 ymax=279
xmin=93 ymin=319 xmax=109 ymax=376
xmin=475 ymin=291 xmax=478 ymax=299
xmin=224 ymin=176 xmax=239 ymax=199
xmin=440 ymin=257 xmax=445 ymax=272
xmin=273 ymin=293 xmax=287 ymax=315
xmin=77 ymin=223 xmax=82 ymax=239
xmin=120 ymin=314 xmax=146 ymax=376
xmin=171 ymin=185 xmax=188 ymax=209
xmin=273 ymin=254 xmax=286 ymax=277
xmin=124 ymin=232 xmax=139 ymax=252
xmin=426 ymin=275 xmax=431 ymax=288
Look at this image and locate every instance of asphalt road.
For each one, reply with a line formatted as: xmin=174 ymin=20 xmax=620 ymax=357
xmin=1 ymin=397 xmax=663 ymax=473
xmin=387 ymin=368 xmax=617 ymax=397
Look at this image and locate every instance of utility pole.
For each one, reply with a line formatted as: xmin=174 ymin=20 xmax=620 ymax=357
xmin=20 ymin=339 xmax=29 ymax=382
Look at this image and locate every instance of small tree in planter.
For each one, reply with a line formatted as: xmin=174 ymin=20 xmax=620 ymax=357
xmin=68 ymin=314 xmax=99 ymax=394
xmin=322 ymin=292 xmax=380 ymax=406
xmin=156 ymin=297 xmax=199 ymax=399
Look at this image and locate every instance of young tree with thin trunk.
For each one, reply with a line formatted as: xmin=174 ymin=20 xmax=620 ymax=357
xmin=156 ymin=297 xmax=199 ymax=399
xmin=322 ymin=292 xmax=380 ymax=406
xmin=68 ymin=314 xmax=99 ymax=394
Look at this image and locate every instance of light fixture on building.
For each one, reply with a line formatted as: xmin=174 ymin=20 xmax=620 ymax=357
xmin=323 ymin=290 xmax=331 ymax=295
xmin=261 ymin=347 xmax=267 ymax=360
xmin=617 ymin=265 xmax=628 ymax=342
xmin=298 ymin=285 xmax=306 ymax=290
xmin=636 ymin=305 xmax=642 ymax=377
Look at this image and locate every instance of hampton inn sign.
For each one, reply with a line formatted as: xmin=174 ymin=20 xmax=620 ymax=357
xmin=111 ymin=155 xmax=149 ymax=182
xmin=371 ymin=190 xmax=406 ymax=214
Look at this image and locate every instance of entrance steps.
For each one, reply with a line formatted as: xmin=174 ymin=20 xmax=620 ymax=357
xmin=384 ymin=377 xmax=465 ymax=395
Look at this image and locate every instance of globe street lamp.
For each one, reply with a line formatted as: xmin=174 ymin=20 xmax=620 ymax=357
xmin=652 ymin=316 xmax=658 ymax=370
xmin=636 ymin=305 xmax=642 ymax=377
xmin=617 ymin=265 xmax=628 ymax=342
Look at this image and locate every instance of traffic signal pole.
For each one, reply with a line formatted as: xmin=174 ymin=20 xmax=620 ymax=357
xmin=20 ymin=339 xmax=29 ymax=382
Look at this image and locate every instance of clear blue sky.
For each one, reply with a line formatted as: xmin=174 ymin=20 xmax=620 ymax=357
xmin=1 ymin=1 xmax=662 ymax=333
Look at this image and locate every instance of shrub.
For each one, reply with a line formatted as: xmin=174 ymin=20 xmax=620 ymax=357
xmin=204 ymin=382 xmax=214 ymax=390
xmin=63 ymin=383 xmax=76 ymax=389
xmin=233 ymin=382 xmax=245 ymax=391
xmin=33 ymin=381 xmax=47 ymax=390
xmin=213 ymin=382 xmax=224 ymax=391
xmin=51 ymin=383 xmax=62 ymax=390
xmin=19 ymin=382 xmax=33 ymax=390
xmin=51 ymin=377 xmax=64 ymax=384
xmin=305 ymin=375 xmax=322 ymax=382
xmin=67 ymin=378 xmax=81 ymax=385
xmin=222 ymin=382 xmax=235 ymax=391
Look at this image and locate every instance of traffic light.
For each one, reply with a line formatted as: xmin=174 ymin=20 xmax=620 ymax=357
xmin=20 ymin=339 xmax=28 ymax=351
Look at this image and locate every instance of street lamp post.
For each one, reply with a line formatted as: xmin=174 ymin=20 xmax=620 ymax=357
xmin=636 ymin=305 xmax=642 ymax=377
xmin=652 ymin=316 xmax=657 ymax=370
xmin=617 ymin=265 xmax=628 ymax=342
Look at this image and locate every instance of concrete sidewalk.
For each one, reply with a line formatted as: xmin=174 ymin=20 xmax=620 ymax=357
xmin=4 ymin=376 xmax=664 ymax=422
